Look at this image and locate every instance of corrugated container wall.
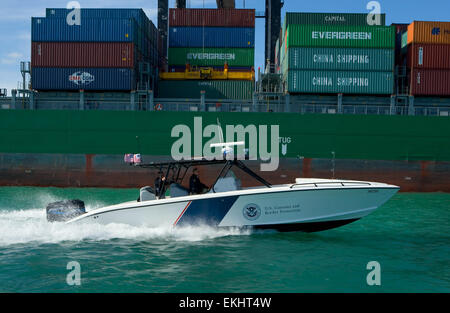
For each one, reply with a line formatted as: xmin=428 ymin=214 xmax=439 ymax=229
xmin=282 ymin=48 xmax=394 ymax=72
xmin=284 ymin=70 xmax=394 ymax=94
xmin=410 ymin=69 xmax=450 ymax=96
xmin=32 ymin=17 xmax=138 ymax=42
xmin=282 ymin=12 xmax=386 ymax=37
xmin=407 ymin=21 xmax=450 ymax=45
xmin=286 ymin=25 xmax=395 ymax=49
xmin=407 ymin=44 xmax=450 ymax=69
xmin=32 ymin=42 xmax=137 ymax=68
xmin=157 ymin=80 xmax=254 ymax=99
xmin=283 ymin=12 xmax=386 ymax=30
xmin=169 ymin=27 xmax=255 ymax=48
xmin=32 ymin=68 xmax=136 ymax=91
xmin=31 ymin=17 xmax=154 ymax=61
xmin=45 ymin=8 xmax=154 ymax=32
xmin=168 ymin=48 xmax=254 ymax=67
xmin=169 ymin=8 xmax=255 ymax=27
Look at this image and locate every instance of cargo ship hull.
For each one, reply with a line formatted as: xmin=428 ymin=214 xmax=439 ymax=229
xmin=1 ymin=153 xmax=448 ymax=192
xmin=0 ymin=110 xmax=448 ymax=192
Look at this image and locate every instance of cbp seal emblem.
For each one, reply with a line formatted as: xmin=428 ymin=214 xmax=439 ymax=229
xmin=243 ymin=203 xmax=261 ymax=221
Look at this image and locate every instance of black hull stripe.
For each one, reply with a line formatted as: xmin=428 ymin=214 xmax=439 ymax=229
xmin=253 ymin=218 xmax=360 ymax=233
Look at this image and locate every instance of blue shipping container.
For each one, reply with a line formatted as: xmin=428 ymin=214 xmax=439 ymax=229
xmin=32 ymin=67 xmax=136 ymax=91
xmin=32 ymin=17 xmax=137 ymax=42
xmin=169 ymin=27 xmax=255 ymax=48
xmin=45 ymin=8 xmax=150 ymax=29
xmin=31 ymin=17 xmax=153 ymax=59
xmin=45 ymin=8 xmax=158 ymax=46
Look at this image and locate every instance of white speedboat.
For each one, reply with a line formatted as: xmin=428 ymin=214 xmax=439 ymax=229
xmin=46 ymin=157 xmax=399 ymax=233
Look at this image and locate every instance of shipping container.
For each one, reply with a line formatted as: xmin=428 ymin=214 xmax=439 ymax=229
xmin=169 ymin=8 xmax=255 ymax=27
xmin=31 ymin=42 xmax=138 ymax=68
xmin=45 ymin=8 xmax=155 ymax=37
xmin=32 ymin=67 xmax=136 ymax=91
xmin=282 ymin=12 xmax=386 ymax=37
xmin=281 ymin=48 xmax=394 ymax=72
xmin=284 ymin=70 xmax=394 ymax=94
xmin=282 ymin=12 xmax=386 ymax=32
xmin=410 ymin=69 xmax=450 ymax=96
xmin=407 ymin=21 xmax=450 ymax=45
xmin=407 ymin=44 xmax=450 ymax=69
xmin=31 ymin=17 xmax=153 ymax=59
xmin=157 ymin=80 xmax=254 ymax=99
xmin=168 ymin=47 xmax=254 ymax=67
xmin=32 ymin=17 xmax=136 ymax=42
xmin=285 ymin=25 xmax=395 ymax=49
xmin=168 ymin=27 xmax=255 ymax=48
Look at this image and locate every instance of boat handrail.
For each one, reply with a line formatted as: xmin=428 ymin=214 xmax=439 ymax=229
xmin=290 ymin=181 xmax=373 ymax=189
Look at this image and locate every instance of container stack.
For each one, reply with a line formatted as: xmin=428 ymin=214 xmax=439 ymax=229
xmin=31 ymin=8 xmax=158 ymax=91
xmin=167 ymin=8 xmax=255 ymax=72
xmin=406 ymin=21 xmax=450 ymax=96
xmin=157 ymin=8 xmax=255 ymax=100
xmin=280 ymin=12 xmax=395 ymax=95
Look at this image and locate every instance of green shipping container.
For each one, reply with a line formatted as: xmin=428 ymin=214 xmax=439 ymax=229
xmin=168 ymin=48 xmax=255 ymax=67
xmin=281 ymin=47 xmax=394 ymax=72
xmin=157 ymin=80 xmax=254 ymax=100
xmin=286 ymin=25 xmax=395 ymax=49
xmin=284 ymin=70 xmax=394 ymax=94
xmin=282 ymin=12 xmax=386 ymax=35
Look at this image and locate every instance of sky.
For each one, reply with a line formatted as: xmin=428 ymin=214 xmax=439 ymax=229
xmin=0 ymin=0 xmax=449 ymax=96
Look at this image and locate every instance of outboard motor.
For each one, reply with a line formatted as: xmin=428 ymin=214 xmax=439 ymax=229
xmin=46 ymin=199 xmax=86 ymax=222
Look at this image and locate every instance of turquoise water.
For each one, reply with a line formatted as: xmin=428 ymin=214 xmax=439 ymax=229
xmin=0 ymin=187 xmax=448 ymax=293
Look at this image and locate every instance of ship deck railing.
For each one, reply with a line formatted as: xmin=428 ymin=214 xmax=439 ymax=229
xmin=1 ymin=95 xmax=450 ymax=117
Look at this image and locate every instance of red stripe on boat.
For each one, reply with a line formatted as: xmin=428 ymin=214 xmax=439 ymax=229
xmin=173 ymin=201 xmax=192 ymax=227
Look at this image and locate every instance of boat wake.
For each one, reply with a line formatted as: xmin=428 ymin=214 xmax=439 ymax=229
xmin=0 ymin=207 xmax=253 ymax=247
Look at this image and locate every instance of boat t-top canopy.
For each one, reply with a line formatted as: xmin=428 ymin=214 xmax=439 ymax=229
xmin=134 ymin=158 xmax=272 ymax=197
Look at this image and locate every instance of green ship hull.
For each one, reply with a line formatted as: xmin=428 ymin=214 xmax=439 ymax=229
xmin=0 ymin=110 xmax=449 ymax=192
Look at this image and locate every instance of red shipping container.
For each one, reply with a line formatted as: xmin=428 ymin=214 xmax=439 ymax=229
xmin=410 ymin=69 xmax=450 ymax=96
xmin=407 ymin=44 xmax=450 ymax=69
xmin=31 ymin=42 xmax=136 ymax=68
xmin=169 ymin=8 xmax=255 ymax=27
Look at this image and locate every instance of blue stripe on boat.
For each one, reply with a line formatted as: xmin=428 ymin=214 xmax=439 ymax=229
xmin=176 ymin=196 xmax=239 ymax=227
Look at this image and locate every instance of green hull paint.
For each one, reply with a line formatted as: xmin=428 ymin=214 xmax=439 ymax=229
xmin=0 ymin=110 xmax=449 ymax=161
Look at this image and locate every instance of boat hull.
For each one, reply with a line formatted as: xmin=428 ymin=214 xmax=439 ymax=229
xmin=68 ymin=185 xmax=399 ymax=233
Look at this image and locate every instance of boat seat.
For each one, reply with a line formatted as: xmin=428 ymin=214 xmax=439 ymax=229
xmin=140 ymin=186 xmax=156 ymax=201
xmin=212 ymin=177 xmax=241 ymax=193
xmin=170 ymin=183 xmax=189 ymax=198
